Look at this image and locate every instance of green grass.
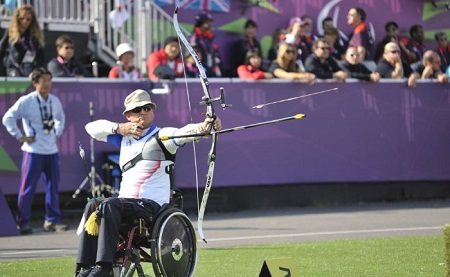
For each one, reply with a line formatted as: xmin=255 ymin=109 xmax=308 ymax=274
xmin=0 ymin=236 xmax=444 ymax=277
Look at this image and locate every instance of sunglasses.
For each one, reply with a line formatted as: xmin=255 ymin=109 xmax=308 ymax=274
xmin=285 ymin=50 xmax=296 ymax=54
xmin=130 ymin=104 xmax=153 ymax=114
xmin=390 ymin=50 xmax=400 ymax=54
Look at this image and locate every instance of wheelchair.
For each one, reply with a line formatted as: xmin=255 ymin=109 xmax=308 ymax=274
xmin=113 ymin=198 xmax=197 ymax=277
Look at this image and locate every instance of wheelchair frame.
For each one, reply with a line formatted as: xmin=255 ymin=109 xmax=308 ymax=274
xmin=113 ymin=206 xmax=197 ymax=277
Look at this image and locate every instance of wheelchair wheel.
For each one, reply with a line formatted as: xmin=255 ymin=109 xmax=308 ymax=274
xmin=150 ymin=208 xmax=197 ymax=277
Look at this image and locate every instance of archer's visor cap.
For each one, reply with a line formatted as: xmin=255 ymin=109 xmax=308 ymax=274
xmin=123 ymin=89 xmax=157 ymax=114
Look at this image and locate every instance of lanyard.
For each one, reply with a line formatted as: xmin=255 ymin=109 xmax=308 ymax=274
xmin=56 ymin=56 xmax=76 ymax=76
xmin=36 ymin=95 xmax=52 ymax=122
xmin=19 ymin=36 xmax=36 ymax=52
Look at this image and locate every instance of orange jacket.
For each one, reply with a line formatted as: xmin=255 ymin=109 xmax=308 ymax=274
xmin=237 ymin=65 xmax=266 ymax=80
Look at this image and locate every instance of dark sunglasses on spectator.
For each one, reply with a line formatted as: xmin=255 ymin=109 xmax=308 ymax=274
xmin=390 ymin=50 xmax=400 ymax=54
xmin=285 ymin=50 xmax=296 ymax=54
xmin=131 ymin=104 xmax=153 ymax=113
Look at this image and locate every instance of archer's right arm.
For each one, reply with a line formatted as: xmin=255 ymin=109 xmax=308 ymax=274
xmin=85 ymin=120 xmax=122 ymax=147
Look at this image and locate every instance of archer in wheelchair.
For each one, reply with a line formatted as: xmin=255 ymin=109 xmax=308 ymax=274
xmin=75 ymin=89 xmax=222 ymax=277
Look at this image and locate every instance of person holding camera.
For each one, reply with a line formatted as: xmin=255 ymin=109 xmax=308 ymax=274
xmin=2 ymin=67 xmax=67 ymax=235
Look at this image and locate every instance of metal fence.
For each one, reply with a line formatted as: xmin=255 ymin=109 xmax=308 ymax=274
xmin=96 ymin=0 xmax=183 ymax=72
xmin=0 ymin=0 xmax=92 ymax=31
xmin=0 ymin=0 xmax=187 ymax=73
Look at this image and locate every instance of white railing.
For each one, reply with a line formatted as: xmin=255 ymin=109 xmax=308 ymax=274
xmin=96 ymin=0 xmax=185 ymax=72
xmin=0 ymin=0 xmax=92 ymax=32
xmin=0 ymin=0 xmax=188 ymax=75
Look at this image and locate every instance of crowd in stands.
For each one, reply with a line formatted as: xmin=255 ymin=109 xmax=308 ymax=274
xmin=0 ymin=5 xmax=449 ymax=84
xmin=0 ymin=5 xmax=44 ymax=77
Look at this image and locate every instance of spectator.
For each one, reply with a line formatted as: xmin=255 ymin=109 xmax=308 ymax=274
xmin=184 ymin=45 xmax=203 ymax=78
xmin=321 ymin=16 xmax=348 ymax=47
xmin=2 ymin=68 xmax=68 ymax=235
xmin=109 ymin=42 xmax=141 ymax=80
xmin=304 ymin=38 xmax=347 ymax=81
xmin=284 ymin=17 xmax=310 ymax=63
xmin=237 ymin=50 xmax=272 ymax=80
xmin=339 ymin=47 xmax=380 ymax=82
xmin=146 ymin=36 xmax=184 ymax=80
xmin=47 ymin=35 xmax=92 ymax=78
xmin=189 ymin=12 xmax=223 ymax=77
xmin=376 ymin=42 xmax=419 ymax=88
xmin=435 ymin=31 xmax=450 ymax=73
xmin=268 ymin=42 xmax=315 ymax=83
xmin=323 ymin=27 xmax=345 ymax=61
xmin=0 ymin=5 xmax=44 ymax=77
xmin=346 ymin=6 xmax=373 ymax=61
xmin=406 ymin=25 xmax=427 ymax=65
xmin=267 ymin=27 xmax=283 ymax=61
xmin=413 ymin=50 xmax=448 ymax=83
xmin=321 ymin=17 xmax=334 ymax=34
xmin=373 ymin=21 xmax=413 ymax=63
xmin=374 ymin=35 xmax=393 ymax=63
xmin=231 ymin=19 xmax=262 ymax=77
xmin=301 ymin=15 xmax=317 ymax=50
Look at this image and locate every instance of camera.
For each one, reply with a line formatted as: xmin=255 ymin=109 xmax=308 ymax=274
xmin=43 ymin=118 xmax=55 ymax=134
xmin=153 ymin=65 xmax=176 ymax=80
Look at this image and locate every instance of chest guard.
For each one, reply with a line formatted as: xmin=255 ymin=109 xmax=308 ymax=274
xmin=121 ymin=131 xmax=175 ymax=173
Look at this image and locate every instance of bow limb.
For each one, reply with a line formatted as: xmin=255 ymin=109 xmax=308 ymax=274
xmin=174 ymin=7 xmax=216 ymax=243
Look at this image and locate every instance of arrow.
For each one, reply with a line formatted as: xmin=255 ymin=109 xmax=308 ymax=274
xmin=160 ymin=114 xmax=305 ymax=141
xmin=253 ymin=87 xmax=338 ymax=109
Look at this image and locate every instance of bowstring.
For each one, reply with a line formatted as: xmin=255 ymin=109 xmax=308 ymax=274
xmin=176 ymin=35 xmax=201 ymax=217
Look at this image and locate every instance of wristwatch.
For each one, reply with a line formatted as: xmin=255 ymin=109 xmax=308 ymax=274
xmin=112 ymin=123 xmax=119 ymax=134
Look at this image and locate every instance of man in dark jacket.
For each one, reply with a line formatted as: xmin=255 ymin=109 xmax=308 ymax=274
xmin=47 ymin=35 xmax=91 ymax=78
xmin=413 ymin=50 xmax=448 ymax=83
xmin=339 ymin=46 xmax=380 ymax=82
xmin=376 ymin=42 xmax=419 ymax=87
xmin=304 ymin=38 xmax=347 ymax=81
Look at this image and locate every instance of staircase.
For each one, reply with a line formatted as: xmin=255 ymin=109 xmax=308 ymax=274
xmin=0 ymin=0 xmax=188 ymax=76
